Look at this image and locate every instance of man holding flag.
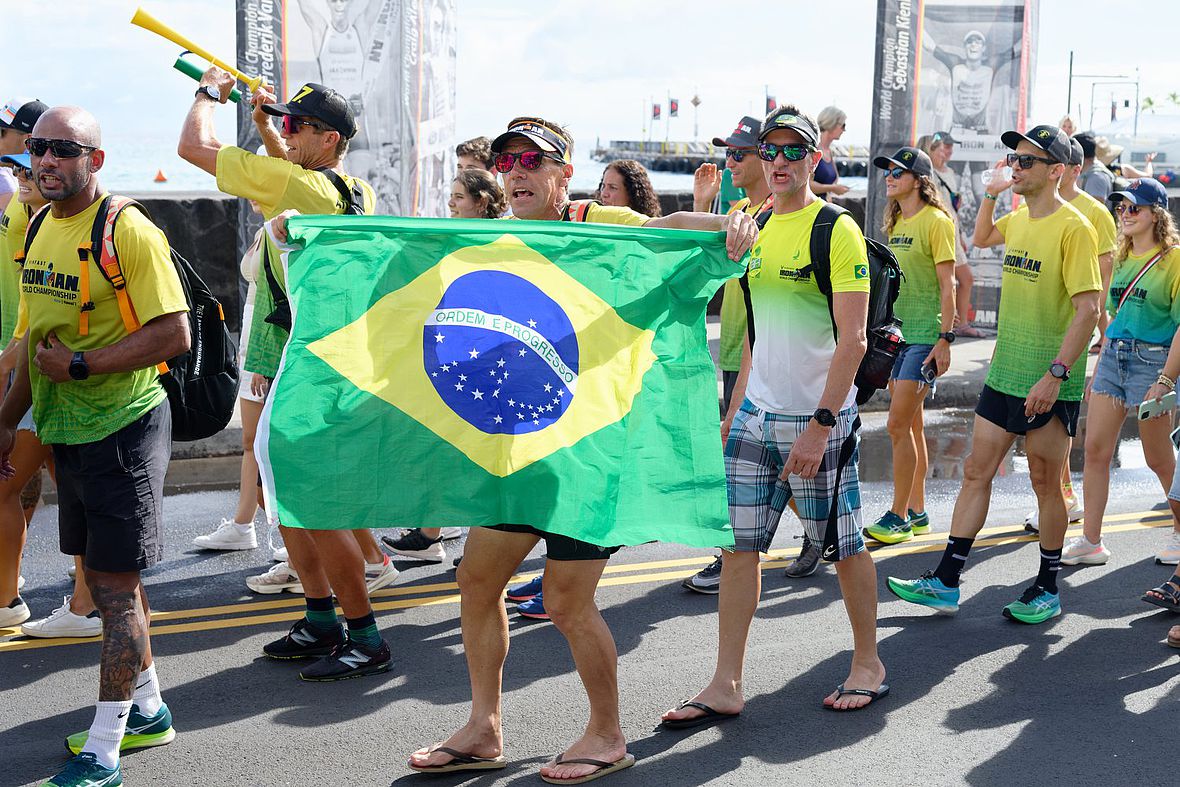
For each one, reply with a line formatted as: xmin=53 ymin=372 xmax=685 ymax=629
xmin=177 ymin=67 xmax=395 ymax=682
xmin=406 ymin=116 xmax=757 ymax=783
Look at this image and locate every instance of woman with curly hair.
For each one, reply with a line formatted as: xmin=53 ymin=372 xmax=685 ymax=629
xmin=863 ymin=146 xmax=957 ymax=546
xmin=597 ymin=159 xmax=662 ymax=217
xmin=1068 ymin=177 xmax=1180 ymax=568
xmin=449 ymin=168 xmax=507 ymax=219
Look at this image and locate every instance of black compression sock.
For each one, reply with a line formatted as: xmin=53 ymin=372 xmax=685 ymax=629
xmin=933 ymin=536 xmax=975 ymax=588
xmin=1037 ymin=548 xmax=1062 ymax=594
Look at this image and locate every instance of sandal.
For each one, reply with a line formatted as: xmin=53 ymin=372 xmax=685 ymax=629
xmin=407 ymin=745 xmax=506 ymax=773
xmin=1140 ymin=580 xmax=1180 ymax=613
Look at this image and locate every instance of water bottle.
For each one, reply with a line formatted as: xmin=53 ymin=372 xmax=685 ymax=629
xmin=980 ymin=166 xmax=1013 ymax=186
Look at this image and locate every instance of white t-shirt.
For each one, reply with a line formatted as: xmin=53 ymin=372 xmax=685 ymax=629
xmin=0 ymin=168 xmax=16 ymax=196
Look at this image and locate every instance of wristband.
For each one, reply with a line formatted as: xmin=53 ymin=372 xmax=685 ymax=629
xmin=984 ymin=193 xmax=998 ymax=201
xmin=1157 ymin=373 xmax=1176 ymax=391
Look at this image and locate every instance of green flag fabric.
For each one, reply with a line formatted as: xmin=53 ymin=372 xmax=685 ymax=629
xmin=257 ymin=215 xmax=741 ymax=549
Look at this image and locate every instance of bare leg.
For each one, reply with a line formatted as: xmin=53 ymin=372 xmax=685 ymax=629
xmin=1139 ymin=413 xmax=1178 ymax=535
xmin=0 ymin=432 xmax=52 ymax=603
xmin=419 ymin=528 xmax=442 ymax=539
xmin=1025 ymin=418 xmax=1072 ymax=552
xmin=540 ymin=558 xmax=627 ymax=782
xmin=351 ymin=529 xmax=384 ymax=564
xmin=409 ymin=527 xmax=538 ymax=769
xmin=955 ymin=265 xmax=975 ymax=328
xmin=886 ymin=381 xmax=929 ymax=517
xmin=70 ymin=557 xmax=97 ymax=615
xmin=234 ymin=399 xmax=263 ymax=525
xmin=307 ymin=530 xmax=369 ymax=618
xmin=280 ymin=526 xmax=330 ymax=598
xmin=1080 ymin=394 xmax=1126 ymax=543
xmin=910 ymin=403 xmax=929 ymax=512
xmin=87 ymin=570 xmax=150 ymax=701
xmin=660 ymin=550 xmax=759 ymax=723
xmin=823 ymin=550 xmax=887 ymax=710
xmin=949 ymin=416 xmax=1019 ymax=539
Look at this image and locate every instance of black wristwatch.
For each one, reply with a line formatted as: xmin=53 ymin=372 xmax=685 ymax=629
xmin=811 ymin=408 xmax=837 ymax=428
xmin=938 ymin=331 xmax=956 ymax=344
xmin=1048 ymin=360 xmax=1070 ymax=381
xmin=68 ymin=351 xmax=90 ymax=381
xmin=195 ymin=85 xmax=221 ymax=101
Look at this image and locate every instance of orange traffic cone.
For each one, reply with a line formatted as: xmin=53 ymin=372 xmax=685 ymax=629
xmin=153 ymin=169 xmax=167 ymax=183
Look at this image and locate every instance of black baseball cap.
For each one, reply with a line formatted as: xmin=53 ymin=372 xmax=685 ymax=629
xmin=713 ymin=116 xmax=761 ymax=148
xmin=873 ymin=146 xmax=933 ymax=178
xmin=1068 ymin=137 xmax=1084 ymax=167
xmin=0 ymin=98 xmax=48 ymax=134
xmin=759 ymin=107 xmax=819 ymax=147
xmin=1074 ymin=132 xmax=1097 ymax=159
xmin=490 ymin=116 xmax=573 ymax=162
xmin=931 ymin=130 xmax=957 ymax=145
xmin=1001 ymin=124 xmax=1072 ymax=164
xmin=262 ymin=83 xmax=357 ymax=139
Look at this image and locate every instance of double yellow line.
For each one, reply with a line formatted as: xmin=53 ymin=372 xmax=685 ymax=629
xmin=0 ymin=509 xmax=1171 ymax=653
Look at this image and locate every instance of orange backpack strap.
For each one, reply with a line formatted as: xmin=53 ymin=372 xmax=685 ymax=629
xmin=14 ymin=204 xmax=51 ymax=267
xmin=563 ymin=199 xmax=598 ymax=223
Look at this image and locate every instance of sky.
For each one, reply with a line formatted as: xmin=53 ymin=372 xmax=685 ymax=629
xmin=3 ymin=0 xmax=1178 ymax=151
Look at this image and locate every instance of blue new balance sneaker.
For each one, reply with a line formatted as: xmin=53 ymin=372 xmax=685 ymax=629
xmin=65 ymin=702 xmax=175 ymax=754
xmin=506 ymin=574 xmax=543 ymax=603
xmin=1002 ymin=585 xmax=1061 ymax=624
xmin=42 ymin=753 xmax=121 ymax=786
xmin=886 ymin=571 xmax=960 ymax=614
xmin=516 ymin=591 xmax=549 ymax=620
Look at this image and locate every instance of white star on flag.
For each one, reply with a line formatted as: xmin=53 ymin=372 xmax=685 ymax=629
xmin=494 ymin=415 xmax=503 ymax=424
xmin=518 ymin=349 xmax=527 ymax=356
xmin=543 ymin=383 xmax=552 ymax=392
xmin=508 ymin=399 xmax=515 ymax=406
xmin=431 ymin=372 xmax=437 ymax=377
xmin=527 ymin=319 xmax=537 ymax=328
xmin=469 ymin=348 xmax=480 ymax=359
xmin=455 ymin=383 xmax=464 ymax=391
xmin=517 ymin=413 xmax=525 ymax=420
xmin=493 ymin=389 xmax=500 ymax=397
xmin=434 ymin=332 xmax=445 ymax=343
xmin=473 ymin=390 xmax=483 ymax=400
xmin=497 ymin=359 xmax=506 ymax=367
xmin=556 ymin=390 xmax=564 ymax=397
xmin=459 ymin=374 xmax=467 ymax=381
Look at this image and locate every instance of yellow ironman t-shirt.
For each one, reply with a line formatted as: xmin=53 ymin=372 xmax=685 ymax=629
xmin=581 ymin=202 xmax=650 ymax=227
xmin=744 ymin=199 xmax=870 ymax=415
xmin=215 ymin=146 xmax=376 ymax=377
xmin=1069 ymin=191 xmax=1117 ymax=257
xmin=719 ymin=196 xmax=772 ymax=372
xmin=21 ymin=196 xmax=188 ymax=444
xmin=889 ymin=204 xmax=956 ymax=345
xmin=0 ymin=197 xmax=30 ymax=342
xmin=991 ymin=202 xmax=1101 ymax=401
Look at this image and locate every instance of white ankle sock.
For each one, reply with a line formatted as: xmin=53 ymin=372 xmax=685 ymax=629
xmin=232 ymin=521 xmax=255 ymax=533
xmin=80 ymin=700 xmax=132 ymax=769
xmin=133 ymin=663 xmax=163 ymax=717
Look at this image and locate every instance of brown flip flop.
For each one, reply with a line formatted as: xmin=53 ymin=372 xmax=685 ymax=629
xmin=407 ymin=744 xmax=506 ymax=773
xmin=540 ymin=753 xmax=636 ymax=784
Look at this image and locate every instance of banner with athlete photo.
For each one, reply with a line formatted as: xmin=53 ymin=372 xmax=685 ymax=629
xmin=235 ymin=0 xmax=456 ymax=221
xmin=868 ymin=0 xmax=1039 ymax=323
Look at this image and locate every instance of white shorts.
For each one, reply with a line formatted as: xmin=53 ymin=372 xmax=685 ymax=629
xmin=238 ymin=302 xmax=264 ymax=403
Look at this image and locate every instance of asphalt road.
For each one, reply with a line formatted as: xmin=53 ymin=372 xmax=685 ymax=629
xmin=3 ymin=418 xmax=1178 ymax=786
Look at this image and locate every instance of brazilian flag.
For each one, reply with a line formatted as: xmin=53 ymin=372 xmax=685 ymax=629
xmin=257 ymin=215 xmax=741 ymax=548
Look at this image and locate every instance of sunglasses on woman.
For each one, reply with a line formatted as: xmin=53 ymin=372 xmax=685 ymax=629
xmin=1115 ymin=203 xmax=1145 ymax=216
xmin=493 ymin=150 xmax=564 ymax=173
xmin=725 ymin=148 xmax=756 ymax=162
xmin=1005 ymin=152 xmax=1057 ymax=170
xmin=884 ymin=166 xmax=910 ymax=180
xmin=8 ymin=164 xmax=32 ymax=179
xmin=24 ymin=138 xmax=96 ymax=158
xmin=756 ymin=143 xmax=813 ymax=163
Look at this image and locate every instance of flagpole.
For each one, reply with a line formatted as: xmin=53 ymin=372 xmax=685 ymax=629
xmin=665 ymin=89 xmax=670 ymax=147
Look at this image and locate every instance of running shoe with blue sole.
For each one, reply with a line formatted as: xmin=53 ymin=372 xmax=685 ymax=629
xmin=864 ymin=511 xmax=913 ymax=545
xmin=42 ymin=753 xmax=121 ymax=786
xmin=1002 ymin=585 xmax=1061 ymax=624
xmin=886 ymin=571 xmax=960 ymax=614
xmin=65 ymin=703 xmax=175 ymax=755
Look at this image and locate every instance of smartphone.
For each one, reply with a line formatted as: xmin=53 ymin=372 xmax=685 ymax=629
xmin=920 ymin=361 xmax=938 ymax=386
xmin=1138 ymin=390 xmax=1177 ymax=421
xmin=1171 ymin=424 xmax=1180 ymax=450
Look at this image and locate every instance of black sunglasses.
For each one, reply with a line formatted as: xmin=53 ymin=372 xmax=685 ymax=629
xmin=725 ymin=148 xmax=756 ymax=162
xmin=25 ymin=138 xmax=97 ymax=158
xmin=757 ymin=143 xmax=813 ymax=163
xmin=10 ymin=164 xmax=32 ymax=178
xmin=1006 ymin=152 xmax=1058 ymax=170
xmin=1115 ymin=203 xmax=1145 ymax=216
xmin=493 ymin=150 xmax=564 ymax=173
xmin=884 ymin=166 xmax=910 ymax=179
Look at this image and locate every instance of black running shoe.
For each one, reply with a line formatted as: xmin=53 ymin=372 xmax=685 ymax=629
xmin=784 ymin=536 xmax=822 ymax=578
xmin=381 ymin=529 xmax=445 ymax=562
xmin=682 ymin=555 xmax=723 ymax=594
xmin=299 ymin=638 xmax=393 ymax=682
xmin=263 ymin=618 xmax=345 ymax=660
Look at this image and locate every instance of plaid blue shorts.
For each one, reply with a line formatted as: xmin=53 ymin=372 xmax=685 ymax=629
xmin=725 ymin=400 xmax=865 ymax=560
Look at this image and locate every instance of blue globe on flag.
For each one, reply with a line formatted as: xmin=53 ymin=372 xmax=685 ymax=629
xmin=422 ymin=270 xmax=579 ymax=435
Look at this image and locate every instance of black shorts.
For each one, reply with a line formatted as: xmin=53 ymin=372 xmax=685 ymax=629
xmin=54 ymin=401 xmax=171 ymax=573
xmin=975 ymin=384 xmax=1079 ymax=437
xmin=486 ymin=524 xmax=621 ymax=561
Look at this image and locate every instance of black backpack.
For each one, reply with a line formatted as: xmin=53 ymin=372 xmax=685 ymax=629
xmin=261 ymin=168 xmax=367 ymax=332
xmin=744 ymin=202 xmax=905 ymax=406
xmin=21 ymin=196 xmax=239 ymax=442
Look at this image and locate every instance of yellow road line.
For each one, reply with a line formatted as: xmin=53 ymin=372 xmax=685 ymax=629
xmin=0 ymin=511 xmax=1171 ymax=653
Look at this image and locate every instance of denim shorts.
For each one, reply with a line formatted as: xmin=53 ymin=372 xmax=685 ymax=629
xmin=1090 ymin=338 xmax=1168 ymax=407
xmin=891 ymin=343 xmax=936 ymax=389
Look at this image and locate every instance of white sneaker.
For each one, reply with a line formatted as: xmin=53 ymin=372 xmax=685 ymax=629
xmin=365 ymin=556 xmax=400 ymax=593
xmin=1060 ymin=536 xmax=1111 ymax=566
xmin=0 ymin=597 xmax=30 ymax=628
xmin=272 ymin=546 xmax=289 ymax=562
xmin=21 ymin=597 xmax=102 ymax=638
xmin=246 ymin=562 xmax=304 ymax=595
xmin=439 ymin=528 xmax=464 ymax=541
xmin=1024 ymin=498 xmax=1083 ymax=533
xmin=17 ymin=575 xmax=24 ymax=591
xmin=1156 ymin=530 xmax=1180 ymax=565
xmin=193 ymin=519 xmax=258 ymax=551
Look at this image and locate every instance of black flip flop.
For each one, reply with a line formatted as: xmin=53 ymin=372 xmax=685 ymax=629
xmin=1141 ymin=581 xmax=1180 ymax=613
xmin=824 ymin=683 xmax=890 ymax=711
xmin=659 ymin=700 xmax=741 ymax=730
xmin=407 ymin=745 xmax=506 ymax=773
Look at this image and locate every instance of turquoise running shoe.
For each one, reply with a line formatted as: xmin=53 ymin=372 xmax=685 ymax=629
xmin=1002 ymin=585 xmax=1061 ymax=624
xmin=886 ymin=571 xmax=960 ymax=614
xmin=65 ymin=702 xmax=175 ymax=755
xmin=864 ymin=511 xmax=913 ymax=545
xmin=907 ymin=509 xmax=931 ymax=535
xmin=42 ymin=753 xmax=121 ymax=786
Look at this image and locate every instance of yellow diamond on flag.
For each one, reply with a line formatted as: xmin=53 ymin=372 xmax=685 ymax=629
xmin=307 ymin=234 xmax=657 ymax=477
